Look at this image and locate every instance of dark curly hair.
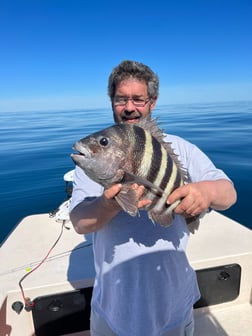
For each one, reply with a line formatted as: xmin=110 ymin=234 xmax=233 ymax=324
xmin=108 ymin=60 xmax=159 ymax=100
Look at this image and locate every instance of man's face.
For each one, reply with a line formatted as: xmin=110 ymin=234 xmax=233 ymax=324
xmin=112 ymin=79 xmax=157 ymax=124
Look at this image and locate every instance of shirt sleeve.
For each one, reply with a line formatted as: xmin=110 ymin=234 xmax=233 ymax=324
xmin=69 ymin=166 xmax=104 ymax=212
xmin=164 ymin=134 xmax=231 ymax=183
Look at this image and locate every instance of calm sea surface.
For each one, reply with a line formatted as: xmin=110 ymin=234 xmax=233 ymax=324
xmin=1 ymin=101 xmax=251 ymax=244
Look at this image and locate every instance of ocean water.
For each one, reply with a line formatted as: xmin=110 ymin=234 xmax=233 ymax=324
xmin=1 ymin=101 xmax=251 ymax=244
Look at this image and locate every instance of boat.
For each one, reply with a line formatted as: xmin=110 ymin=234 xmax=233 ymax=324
xmin=0 ymin=170 xmax=252 ymax=336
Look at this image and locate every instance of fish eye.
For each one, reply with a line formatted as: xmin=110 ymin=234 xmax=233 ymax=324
xmin=99 ymin=137 xmax=109 ymax=146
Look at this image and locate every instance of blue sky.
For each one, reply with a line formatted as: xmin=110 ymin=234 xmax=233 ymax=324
xmin=0 ymin=0 xmax=251 ymax=112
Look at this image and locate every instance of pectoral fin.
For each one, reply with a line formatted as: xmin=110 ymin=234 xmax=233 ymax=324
xmin=115 ymin=185 xmax=139 ymax=216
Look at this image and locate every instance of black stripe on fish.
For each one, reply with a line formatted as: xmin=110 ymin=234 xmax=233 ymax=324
xmin=159 ymin=153 xmax=175 ymax=191
xmin=145 ymin=135 xmax=163 ymax=183
xmin=172 ymin=164 xmax=184 ymax=190
xmin=132 ymin=126 xmax=147 ymax=174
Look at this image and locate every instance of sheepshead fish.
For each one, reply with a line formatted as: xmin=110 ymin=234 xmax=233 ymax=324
xmin=71 ymin=118 xmax=199 ymax=232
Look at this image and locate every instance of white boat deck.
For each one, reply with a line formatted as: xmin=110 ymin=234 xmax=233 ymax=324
xmin=0 ymin=210 xmax=251 ymax=335
xmin=188 ymin=211 xmax=252 ymax=335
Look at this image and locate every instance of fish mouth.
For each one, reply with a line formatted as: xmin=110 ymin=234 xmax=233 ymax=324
xmin=71 ymin=142 xmax=91 ymax=160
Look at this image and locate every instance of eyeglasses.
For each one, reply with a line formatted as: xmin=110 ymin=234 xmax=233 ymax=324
xmin=113 ymin=96 xmax=150 ymax=107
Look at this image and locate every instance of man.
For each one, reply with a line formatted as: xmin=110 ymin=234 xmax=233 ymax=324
xmin=70 ymin=60 xmax=237 ymax=336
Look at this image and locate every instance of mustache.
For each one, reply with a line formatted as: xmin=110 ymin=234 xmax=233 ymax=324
xmin=120 ymin=111 xmax=142 ymax=119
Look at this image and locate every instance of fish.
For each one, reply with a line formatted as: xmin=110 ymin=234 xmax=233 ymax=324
xmin=71 ymin=118 xmax=199 ymax=232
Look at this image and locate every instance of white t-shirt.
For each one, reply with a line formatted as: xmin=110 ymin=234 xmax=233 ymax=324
xmin=70 ymin=134 xmax=230 ymax=335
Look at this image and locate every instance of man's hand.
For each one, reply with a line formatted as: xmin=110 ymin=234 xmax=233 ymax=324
xmin=167 ymin=179 xmax=236 ymax=217
xmin=167 ymin=182 xmax=212 ymax=217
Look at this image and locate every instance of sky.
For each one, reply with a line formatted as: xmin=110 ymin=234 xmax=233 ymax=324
xmin=0 ymin=0 xmax=251 ymax=112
